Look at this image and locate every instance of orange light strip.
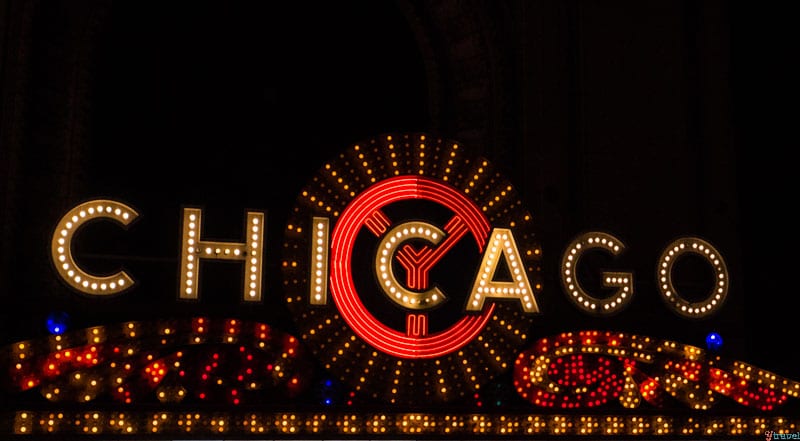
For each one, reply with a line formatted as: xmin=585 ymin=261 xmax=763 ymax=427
xmin=13 ymin=411 xmax=799 ymax=437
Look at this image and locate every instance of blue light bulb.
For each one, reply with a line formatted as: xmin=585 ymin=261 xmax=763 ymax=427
xmin=705 ymin=332 xmax=723 ymax=351
xmin=46 ymin=311 xmax=70 ymax=335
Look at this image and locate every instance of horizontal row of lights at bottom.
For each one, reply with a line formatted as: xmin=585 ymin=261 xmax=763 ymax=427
xmin=14 ymin=412 xmax=797 ymax=436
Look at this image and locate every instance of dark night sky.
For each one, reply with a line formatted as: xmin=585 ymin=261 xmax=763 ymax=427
xmin=729 ymin=3 xmax=797 ymax=372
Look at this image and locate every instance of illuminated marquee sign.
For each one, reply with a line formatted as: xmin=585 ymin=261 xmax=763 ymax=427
xmin=3 ymin=133 xmax=799 ymax=438
xmin=282 ymin=136 xmax=543 ymax=404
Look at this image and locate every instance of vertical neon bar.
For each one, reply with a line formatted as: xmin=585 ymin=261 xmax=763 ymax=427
xmin=309 ymin=217 xmax=330 ymax=305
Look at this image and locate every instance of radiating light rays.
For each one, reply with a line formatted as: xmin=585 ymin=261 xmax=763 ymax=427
xmin=282 ymin=133 xmax=541 ymax=404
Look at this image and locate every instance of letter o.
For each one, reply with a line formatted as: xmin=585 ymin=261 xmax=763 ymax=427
xmin=656 ymin=237 xmax=728 ymax=318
